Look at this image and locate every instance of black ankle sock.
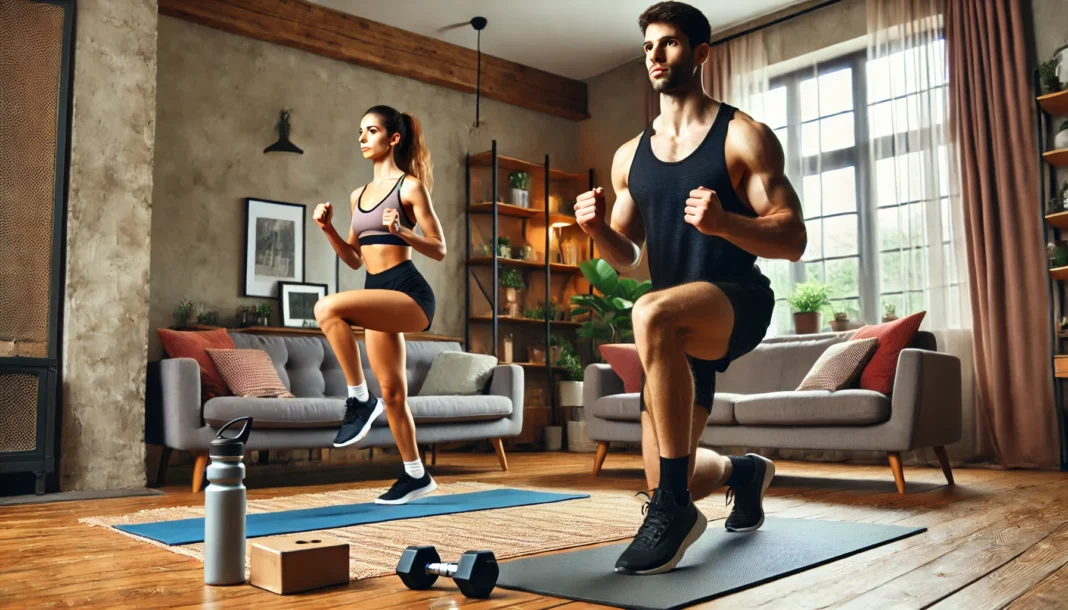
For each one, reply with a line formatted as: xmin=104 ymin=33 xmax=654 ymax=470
xmin=726 ymin=455 xmax=755 ymax=488
xmin=658 ymin=456 xmax=691 ymax=504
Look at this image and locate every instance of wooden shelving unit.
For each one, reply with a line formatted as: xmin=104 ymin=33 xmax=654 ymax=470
xmin=1034 ymin=73 xmax=1068 ymax=468
xmin=465 ymin=142 xmax=594 ymax=447
xmin=1038 ymin=90 xmax=1068 ymax=116
xmin=1043 ymin=148 xmax=1068 ymax=167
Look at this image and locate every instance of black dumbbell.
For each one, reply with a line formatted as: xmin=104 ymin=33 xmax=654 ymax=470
xmin=396 ymin=545 xmax=499 ymax=598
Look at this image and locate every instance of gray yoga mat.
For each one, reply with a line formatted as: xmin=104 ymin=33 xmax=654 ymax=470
xmin=497 ymin=516 xmax=925 ymax=610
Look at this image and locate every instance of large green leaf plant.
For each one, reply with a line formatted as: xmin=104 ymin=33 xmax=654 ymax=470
xmin=569 ymin=259 xmax=652 ymax=346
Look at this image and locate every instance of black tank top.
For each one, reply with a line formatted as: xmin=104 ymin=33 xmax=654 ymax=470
xmin=628 ymin=103 xmax=769 ymax=289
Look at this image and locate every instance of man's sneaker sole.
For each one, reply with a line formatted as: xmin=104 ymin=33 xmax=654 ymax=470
xmin=374 ymin=478 xmax=438 ymax=505
xmin=725 ymin=453 xmax=776 ymax=533
xmin=616 ymin=509 xmax=708 ymax=575
xmin=332 ymin=398 xmax=384 ymax=448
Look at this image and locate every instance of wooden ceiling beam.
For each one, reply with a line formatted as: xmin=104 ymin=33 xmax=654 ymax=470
xmin=159 ymin=0 xmax=589 ymax=121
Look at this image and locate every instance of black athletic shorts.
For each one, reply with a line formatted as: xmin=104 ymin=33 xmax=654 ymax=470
xmin=639 ymin=278 xmax=775 ymax=413
xmin=363 ymin=260 xmax=436 ymax=331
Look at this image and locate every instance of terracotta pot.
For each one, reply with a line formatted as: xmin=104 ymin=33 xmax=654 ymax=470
xmin=793 ymin=312 xmax=821 ymax=334
xmin=830 ymin=317 xmax=849 ymax=332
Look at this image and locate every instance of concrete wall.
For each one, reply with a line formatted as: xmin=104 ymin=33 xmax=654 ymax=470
xmin=148 ymin=16 xmax=582 ymax=359
xmin=61 ymin=0 xmax=157 ymax=491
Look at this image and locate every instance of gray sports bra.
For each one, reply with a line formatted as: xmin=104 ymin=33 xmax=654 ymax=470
xmin=351 ymin=175 xmax=416 ymax=247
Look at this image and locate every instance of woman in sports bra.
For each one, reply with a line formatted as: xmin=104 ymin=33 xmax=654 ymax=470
xmin=313 ymin=105 xmax=446 ymax=505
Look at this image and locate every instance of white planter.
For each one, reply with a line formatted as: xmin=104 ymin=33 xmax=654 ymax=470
xmin=511 ymin=188 xmax=529 ymax=208
xmin=503 ymin=339 xmax=513 ymax=363
xmin=1055 ymin=129 xmax=1068 ymax=150
xmin=559 ymin=380 xmax=584 ymax=407
xmin=567 ymin=420 xmax=598 ymax=453
xmin=505 ymin=287 xmax=517 ymax=302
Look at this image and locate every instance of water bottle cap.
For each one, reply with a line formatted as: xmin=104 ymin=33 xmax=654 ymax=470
xmin=210 ymin=416 xmax=254 ymax=458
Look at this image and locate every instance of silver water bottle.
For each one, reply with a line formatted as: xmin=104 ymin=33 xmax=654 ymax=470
xmin=204 ymin=416 xmax=253 ymax=585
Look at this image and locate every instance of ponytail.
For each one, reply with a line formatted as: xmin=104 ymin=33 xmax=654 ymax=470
xmin=364 ymin=106 xmax=434 ymax=194
xmin=398 ymin=113 xmax=433 ymax=194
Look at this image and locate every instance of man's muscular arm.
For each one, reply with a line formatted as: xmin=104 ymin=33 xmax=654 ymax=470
xmin=689 ymin=118 xmax=806 ymax=262
xmin=575 ymin=136 xmax=646 ymax=271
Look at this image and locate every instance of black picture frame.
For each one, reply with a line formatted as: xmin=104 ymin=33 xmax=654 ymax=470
xmin=279 ymin=281 xmax=328 ymax=328
xmin=243 ymin=198 xmax=306 ymax=298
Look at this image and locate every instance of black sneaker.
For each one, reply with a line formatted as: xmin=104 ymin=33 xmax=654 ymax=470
xmin=374 ymin=472 xmax=438 ymax=505
xmin=332 ymin=395 xmax=384 ymax=448
xmin=614 ymin=489 xmax=707 ymax=575
xmin=724 ymin=453 xmax=776 ymax=532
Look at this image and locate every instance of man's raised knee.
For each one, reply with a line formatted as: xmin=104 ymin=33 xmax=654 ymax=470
xmin=632 ymin=293 xmax=674 ymax=338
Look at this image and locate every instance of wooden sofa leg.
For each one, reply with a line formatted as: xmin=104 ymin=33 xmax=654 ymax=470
xmin=593 ymin=442 xmax=610 ymax=476
xmin=887 ymin=451 xmax=905 ymax=494
xmin=491 ymin=438 xmax=509 ymax=471
xmin=192 ymin=451 xmax=208 ymax=493
xmin=431 ymin=444 xmax=438 ymax=466
xmin=156 ymin=447 xmax=173 ymax=487
xmin=933 ymin=446 xmax=954 ymax=485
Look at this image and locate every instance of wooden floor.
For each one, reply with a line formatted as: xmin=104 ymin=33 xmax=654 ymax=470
xmin=2 ymin=452 xmax=1067 ymax=609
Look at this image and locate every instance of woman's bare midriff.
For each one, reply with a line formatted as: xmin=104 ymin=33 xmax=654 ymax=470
xmin=361 ymin=243 xmax=412 ymax=274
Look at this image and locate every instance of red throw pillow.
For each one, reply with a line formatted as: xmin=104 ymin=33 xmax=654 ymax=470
xmin=851 ymin=311 xmax=926 ymax=394
xmin=157 ymin=328 xmax=235 ymax=400
xmin=598 ymin=344 xmax=643 ymax=393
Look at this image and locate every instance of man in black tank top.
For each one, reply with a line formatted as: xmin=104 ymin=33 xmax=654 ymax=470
xmin=575 ymin=2 xmax=807 ymax=575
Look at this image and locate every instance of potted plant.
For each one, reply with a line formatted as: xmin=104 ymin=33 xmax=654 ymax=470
xmin=509 ymin=171 xmax=531 ymax=208
xmin=569 ymin=259 xmax=651 ymax=350
xmin=1056 ymin=121 xmax=1068 ymax=150
xmin=788 ymin=281 xmax=831 ymax=334
xmin=882 ymin=302 xmax=898 ymax=323
xmin=829 ymin=304 xmax=851 ymax=332
xmin=174 ymin=298 xmax=195 ymax=327
xmin=195 ymin=303 xmax=219 ymax=326
xmin=500 ymin=269 xmax=525 ymax=317
xmin=496 ymin=236 xmax=512 ymax=258
xmin=1041 ymin=55 xmax=1062 ymax=94
xmin=256 ymin=302 xmax=272 ymax=326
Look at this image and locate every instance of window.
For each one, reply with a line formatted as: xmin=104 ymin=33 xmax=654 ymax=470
xmin=749 ymin=39 xmax=955 ymax=336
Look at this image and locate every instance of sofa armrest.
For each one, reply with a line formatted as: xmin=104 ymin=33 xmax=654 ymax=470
xmin=488 ymin=364 xmax=524 ymax=430
xmin=890 ymin=348 xmax=962 ymax=450
xmin=159 ymin=357 xmax=205 ymax=450
xmin=584 ymin=364 xmax=625 ymax=409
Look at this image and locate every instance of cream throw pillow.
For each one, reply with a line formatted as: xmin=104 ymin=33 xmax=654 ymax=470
xmin=796 ymin=338 xmax=880 ymax=391
xmin=417 ymin=351 xmax=499 ymax=396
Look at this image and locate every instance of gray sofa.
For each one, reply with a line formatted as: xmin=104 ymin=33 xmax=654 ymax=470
xmin=584 ymin=331 xmax=960 ymax=493
xmin=145 ymin=332 xmax=524 ymax=491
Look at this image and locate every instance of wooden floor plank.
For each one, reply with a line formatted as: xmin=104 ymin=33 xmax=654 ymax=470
xmin=1006 ymin=562 xmax=1068 ymax=609
xmin=930 ymin=522 xmax=1068 ymax=609
xmin=0 ymin=451 xmax=1065 ymax=609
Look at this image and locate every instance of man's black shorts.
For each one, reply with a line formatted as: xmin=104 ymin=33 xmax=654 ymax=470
xmin=638 ymin=278 xmax=775 ymax=413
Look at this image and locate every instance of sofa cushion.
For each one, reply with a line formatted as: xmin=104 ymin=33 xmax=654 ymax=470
xmin=852 ymin=311 xmax=927 ymax=394
xmin=203 ymin=395 xmax=513 ymax=429
xmin=158 ymin=328 xmax=235 ymax=399
xmin=417 ymin=351 xmax=499 ymax=396
xmin=206 ymin=348 xmax=295 ymax=398
xmin=590 ymin=393 xmax=740 ymax=425
xmin=796 ymin=338 xmax=879 ymax=391
xmin=598 ymin=344 xmax=642 ymax=393
xmin=732 ymin=390 xmax=890 ymax=426
xmin=717 ymin=334 xmax=851 ymax=394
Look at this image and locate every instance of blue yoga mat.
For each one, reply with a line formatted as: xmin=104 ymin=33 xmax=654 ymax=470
xmin=116 ymin=488 xmax=588 ymax=545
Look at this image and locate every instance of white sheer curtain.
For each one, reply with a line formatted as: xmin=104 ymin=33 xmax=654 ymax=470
xmin=867 ymin=0 xmax=978 ymax=464
xmin=706 ymin=3 xmax=980 ymax=465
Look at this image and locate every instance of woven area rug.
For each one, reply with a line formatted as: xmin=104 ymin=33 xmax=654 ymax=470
xmin=81 ymin=482 xmax=732 ymax=581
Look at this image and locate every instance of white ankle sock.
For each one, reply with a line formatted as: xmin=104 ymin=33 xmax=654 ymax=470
xmin=348 ymin=382 xmax=369 ymax=401
xmin=404 ymin=458 xmax=425 ymax=479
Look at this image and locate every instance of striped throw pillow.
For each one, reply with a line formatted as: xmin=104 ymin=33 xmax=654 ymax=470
xmin=796 ymin=338 xmax=880 ymax=392
xmin=206 ymin=349 xmax=295 ymax=398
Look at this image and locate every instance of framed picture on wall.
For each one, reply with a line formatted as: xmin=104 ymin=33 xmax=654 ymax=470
xmin=244 ymin=198 xmax=305 ymax=298
xmin=279 ymin=282 xmax=328 ymax=328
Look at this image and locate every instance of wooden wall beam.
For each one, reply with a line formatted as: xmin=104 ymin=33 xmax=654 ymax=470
xmin=159 ymin=0 xmax=589 ymax=121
